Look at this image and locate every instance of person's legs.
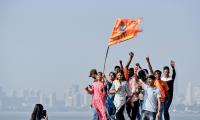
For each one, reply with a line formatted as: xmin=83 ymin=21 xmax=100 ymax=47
xmin=110 ymin=105 xmax=116 ymax=120
xmin=106 ymin=99 xmax=111 ymax=120
xmin=99 ymin=105 xmax=107 ymax=120
xmin=106 ymin=108 xmax=111 ymax=120
xmin=141 ymin=110 xmax=148 ymax=120
xmin=157 ymin=102 xmax=165 ymax=120
xmin=139 ymin=100 xmax=143 ymax=117
xmin=131 ymin=100 xmax=139 ymax=120
xmin=116 ymin=105 xmax=125 ymax=120
xmin=126 ymin=102 xmax=132 ymax=119
xmin=164 ymin=96 xmax=173 ymax=120
xmin=92 ymin=107 xmax=99 ymax=120
xmin=137 ymin=100 xmax=143 ymax=120
xmin=148 ymin=111 xmax=156 ymax=120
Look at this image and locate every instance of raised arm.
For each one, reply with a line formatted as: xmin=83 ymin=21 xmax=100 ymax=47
xmin=125 ymin=52 xmax=134 ymax=69
xmin=146 ymin=57 xmax=154 ymax=75
xmin=119 ymin=60 xmax=124 ymax=70
xmin=170 ymin=60 xmax=176 ymax=80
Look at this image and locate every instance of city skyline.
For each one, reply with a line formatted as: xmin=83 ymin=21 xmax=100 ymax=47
xmin=1 ymin=81 xmax=200 ymax=113
xmin=0 ymin=0 xmax=200 ymax=104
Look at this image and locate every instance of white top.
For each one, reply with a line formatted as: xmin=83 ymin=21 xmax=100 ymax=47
xmin=161 ymin=76 xmax=172 ymax=82
xmin=142 ymin=83 xmax=161 ymax=112
xmin=111 ymin=80 xmax=131 ymax=112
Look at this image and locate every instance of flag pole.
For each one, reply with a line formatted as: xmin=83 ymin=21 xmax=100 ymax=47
xmin=103 ymin=46 xmax=110 ymax=74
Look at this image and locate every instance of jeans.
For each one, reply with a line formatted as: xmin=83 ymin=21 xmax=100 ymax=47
xmin=137 ymin=100 xmax=143 ymax=120
xmin=106 ymin=96 xmax=116 ymax=120
xmin=92 ymin=107 xmax=98 ymax=120
xmin=141 ymin=110 xmax=156 ymax=120
xmin=164 ymin=96 xmax=173 ymax=120
xmin=157 ymin=102 xmax=164 ymax=120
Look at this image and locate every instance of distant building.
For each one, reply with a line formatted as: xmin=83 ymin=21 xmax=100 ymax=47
xmin=193 ymin=86 xmax=200 ymax=105
xmin=81 ymin=91 xmax=91 ymax=107
xmin=64 ymin=94 xmax=73 ymax=108
xmin=49 ymin=92 xmax=56 ymax=108
xmin=185 ymin=81 xmax=193 ymax=106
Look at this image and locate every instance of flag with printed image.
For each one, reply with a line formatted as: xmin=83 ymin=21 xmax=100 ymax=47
xmin=108 ymin=18 xmax=142 ymax=46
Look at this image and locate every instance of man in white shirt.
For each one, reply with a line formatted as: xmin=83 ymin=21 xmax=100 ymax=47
xmin=140 ymin=75 xmax=161 ymax=120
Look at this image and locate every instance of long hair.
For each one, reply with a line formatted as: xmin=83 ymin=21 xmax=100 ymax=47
xmin=30 ymin=104 xmax=43 ymax=120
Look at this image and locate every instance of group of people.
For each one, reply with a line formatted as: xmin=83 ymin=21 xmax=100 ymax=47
xmin=85 ymin=52 xmax=176 ymax=120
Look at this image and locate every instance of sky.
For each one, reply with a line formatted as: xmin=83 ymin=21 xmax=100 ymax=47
xmin=0 ymin=0 xmax=200 ymax=98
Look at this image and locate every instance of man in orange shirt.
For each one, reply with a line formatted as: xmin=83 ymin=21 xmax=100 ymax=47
xmin=154 ymin=70 xmax=169 ymax=120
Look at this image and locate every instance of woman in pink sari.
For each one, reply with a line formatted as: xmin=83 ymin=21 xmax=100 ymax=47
xmin=85 ymin=72 xmax=107 ymax=120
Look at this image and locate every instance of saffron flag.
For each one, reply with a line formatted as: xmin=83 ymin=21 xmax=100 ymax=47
xmin=108 ymin=18 xmax=142 ymax=46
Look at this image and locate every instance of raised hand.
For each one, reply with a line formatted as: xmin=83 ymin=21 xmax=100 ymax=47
xmin=170 ymin=60 xmax=175 ymax=69
xmin=135 ymin=63 xmax=140 ymax=67
xmin=146 ymin=56 xmax=150 ymax=62
xmin=129 ymin=52 xmax=134 ymax=57
xmin=119 ymin=60 xmax=123 ymax=64
xmin=146 ymin=56 xmax=154 ymax=75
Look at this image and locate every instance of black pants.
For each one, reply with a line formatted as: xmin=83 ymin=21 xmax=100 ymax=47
xmin=116 ymin=104 xmax=125 ymax=120
xmin=126 ymin=100 xmax=140 ymax=120
xmin=164 ymin=96 xmax=173 ymax=120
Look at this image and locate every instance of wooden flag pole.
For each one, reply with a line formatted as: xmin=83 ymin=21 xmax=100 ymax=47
xmin=103 ymin=46 xmax=110 ymax=74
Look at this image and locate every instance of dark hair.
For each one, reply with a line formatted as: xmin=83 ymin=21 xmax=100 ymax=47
xmin=118 ymin=69 xmax=124 ymax=74
xmin=138 ymin=69 xmax=148 ymax=79
xmin=148 ymin=75 xmax=156 ymax=80
xmin=114 ymin=66 xmax=120 ymax=70
xmin=117 ymin=69 xmax=125 ymax=80
xmin=163 ymin=66 xmax=169 ymax=71
xmin=129 ymin=67 xmax=134 ymax=72
xmin=89 ymin=69 xmax=97 ymax=77
xmin=154 ymin=70 xmax=162 ymax=75
xmin=97 ymin=72 xmax=103 ymax=76
xmin=109 ymin=72 xmax=116 ymax=78
xmin=30 ymin=104 xmax=44 ymax=120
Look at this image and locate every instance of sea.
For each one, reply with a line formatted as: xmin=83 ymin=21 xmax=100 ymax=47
xmin=0 ymin=111 xmax=199 ymax=120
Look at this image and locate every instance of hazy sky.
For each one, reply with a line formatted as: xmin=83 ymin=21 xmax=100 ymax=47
xmin=0 ymin=0 xmax=200 ymax=98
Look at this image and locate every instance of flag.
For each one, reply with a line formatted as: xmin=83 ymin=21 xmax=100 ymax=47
xmin=108 ymin=18 xmax=142 ymax=46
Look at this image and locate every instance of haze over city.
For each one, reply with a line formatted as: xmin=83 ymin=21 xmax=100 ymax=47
xmin=0 ymin=0 xmax=199 ymax=101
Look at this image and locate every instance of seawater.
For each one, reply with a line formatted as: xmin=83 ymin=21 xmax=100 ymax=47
xmin=0 ymin=112 xmax=199 ymax=120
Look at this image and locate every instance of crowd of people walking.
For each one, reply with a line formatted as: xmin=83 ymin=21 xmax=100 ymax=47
xmin=85 ymin=52 xmax=176 ymax=120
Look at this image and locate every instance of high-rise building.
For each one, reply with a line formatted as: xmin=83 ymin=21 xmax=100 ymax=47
xmin=49 ymin=92 xmax=56 ymax=108
xmin=72 ymin=92 xmax=81 ymax=108
xmin=81 ymin=92 xmax=91 ymax=108
xmin=64 ymin=94 xmax=73 ymax=108
xmin=185 ymin=81 xmax=193 ymax=106
xmin=193 ymin=86 xmax=200 ymax=105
